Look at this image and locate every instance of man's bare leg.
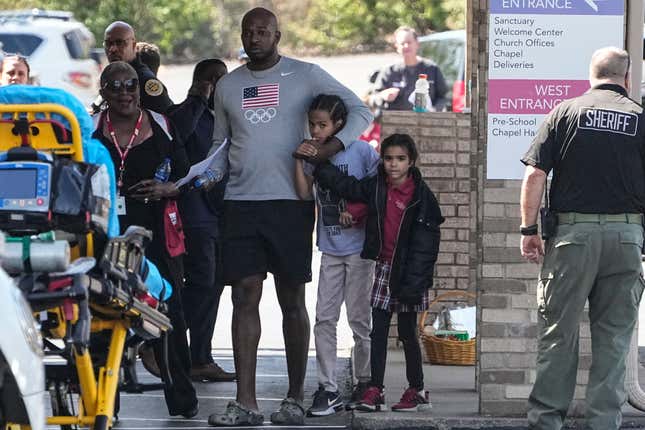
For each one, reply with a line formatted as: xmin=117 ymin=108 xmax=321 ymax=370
xmin=275 ymin=277 xmax=310 ymax=403
xmin=231 ymin=274 xmax=264 ymax=410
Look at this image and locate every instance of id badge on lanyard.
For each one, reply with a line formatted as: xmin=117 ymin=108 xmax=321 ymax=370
xmin=106 ymin=110 xmax=144 ymax=217
xmin=116 ymin=194 xmax=127 ymax=215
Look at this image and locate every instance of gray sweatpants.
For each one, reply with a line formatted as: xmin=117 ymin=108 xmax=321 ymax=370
xmin=314 ymin=252 xmax=374 ymax=392
xmin=528 ymin=220 xmax=644 ymax=430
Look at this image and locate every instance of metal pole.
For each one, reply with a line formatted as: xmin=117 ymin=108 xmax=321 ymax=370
xmin=627 ymin=0 xmax=644 ymax=101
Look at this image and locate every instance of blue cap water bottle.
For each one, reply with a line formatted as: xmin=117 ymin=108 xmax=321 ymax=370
xmin=154 ymin=158 xmax=172 ymax=183
xmin=193 ymin=168 xmax=222 ymax=189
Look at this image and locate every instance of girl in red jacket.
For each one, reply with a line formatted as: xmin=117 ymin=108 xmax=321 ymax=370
xmin=311 ymin=133 xmax=444 ymax=412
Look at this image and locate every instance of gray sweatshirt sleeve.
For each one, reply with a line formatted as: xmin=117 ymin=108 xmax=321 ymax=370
xmin=310 ymin=65 xmax=373 ymax=149
xmin=207 ymin=86 xmax=231 ymax=174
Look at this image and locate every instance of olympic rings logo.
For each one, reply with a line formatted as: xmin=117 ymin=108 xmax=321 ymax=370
xmin=244 ymin=108 xmax=277 ymax=124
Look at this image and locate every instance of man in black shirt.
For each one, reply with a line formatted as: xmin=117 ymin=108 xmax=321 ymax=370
xmin=520 ymin=47 xmax=645 ymax=430
xmin=168 ymin=59 xmax=236 ymax=383
xmin=373 ymin=26 xmax=448 ymax=111
xmin=102 ymin=21 xmax=173 ymax=114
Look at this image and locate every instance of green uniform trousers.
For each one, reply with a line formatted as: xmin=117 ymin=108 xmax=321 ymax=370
xmin=528 ymin=216 xmax=644 ymax=430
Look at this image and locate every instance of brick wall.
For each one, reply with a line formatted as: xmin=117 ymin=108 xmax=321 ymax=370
xmin=479 ymin=181 xmax=591 ymax=416
xmin=479 ymin=181 xmax=537 ymax=415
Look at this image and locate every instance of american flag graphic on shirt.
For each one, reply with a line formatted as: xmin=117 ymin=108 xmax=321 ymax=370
xmin=242 ymin=84 xmax=279 ymax=109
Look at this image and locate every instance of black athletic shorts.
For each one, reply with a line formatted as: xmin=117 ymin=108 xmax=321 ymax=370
xmin=221 ymin=200 xmax=315 ymax=284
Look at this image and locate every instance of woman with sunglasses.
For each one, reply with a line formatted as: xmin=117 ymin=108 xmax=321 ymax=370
xmin=92 ymin=61 xmax=198 ymax=418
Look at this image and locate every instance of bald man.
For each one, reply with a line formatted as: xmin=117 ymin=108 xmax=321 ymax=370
xmin=102 ymin=21 xmax=172 ymax=113
xmin=520 ymin=47 xmax=645 ymax=430
xmin=206 ymin=6 xmax=372 ymax=427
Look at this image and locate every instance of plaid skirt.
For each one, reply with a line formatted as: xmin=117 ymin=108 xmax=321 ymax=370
xmin=371 ymin=260 xmax=429 ymax=313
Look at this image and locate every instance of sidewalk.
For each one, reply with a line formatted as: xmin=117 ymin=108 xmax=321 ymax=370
xmin=350 ymin=349 xmax=645 ymax=429
xmin=116 ymin=352 xmax=353 ymax=429
xmin=115 ymin=348 xmax=645 ymax=429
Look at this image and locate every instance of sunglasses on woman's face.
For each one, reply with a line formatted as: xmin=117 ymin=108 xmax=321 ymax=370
xmin=102 ymin=78 xmax=139 ymax=93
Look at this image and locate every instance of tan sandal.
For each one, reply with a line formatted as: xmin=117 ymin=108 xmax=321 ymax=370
xmin=208 ymin=401 xmax=264 ymax=427
xmin=270 ymin=397 xmax=305 ymax=425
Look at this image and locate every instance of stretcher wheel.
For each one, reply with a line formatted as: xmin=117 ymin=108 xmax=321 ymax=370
xmin=92 ymin=415 xmax=109 ymax=430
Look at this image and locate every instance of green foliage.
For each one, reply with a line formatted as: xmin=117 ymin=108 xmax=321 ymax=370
xmin=216 ymin=0 xmax=256 ymax=57
xmin=0 ymin=0 xmax=465 ymax=59
xmin=283 ymin=0 xmax=465 ymax=55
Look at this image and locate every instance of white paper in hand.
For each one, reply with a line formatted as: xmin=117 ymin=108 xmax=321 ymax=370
xmin=175 ymin=138 xmax=229 ymax=188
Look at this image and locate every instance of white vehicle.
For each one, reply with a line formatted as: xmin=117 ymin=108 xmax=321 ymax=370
xmin=0 ymin=10 xmax=100 ymax=106
xmin=0 ymin=231 xmax=45 ymax=430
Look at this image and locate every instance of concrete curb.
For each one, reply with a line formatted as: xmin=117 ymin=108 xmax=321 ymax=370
xmin=344 ymin=349 xmax=645 ymax=429
xmin=350 ymin=414 xmax=645 ymax=429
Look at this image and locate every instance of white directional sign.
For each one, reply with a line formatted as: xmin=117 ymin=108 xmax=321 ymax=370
xmin=487 ymin=0 xmax=625 ymax=179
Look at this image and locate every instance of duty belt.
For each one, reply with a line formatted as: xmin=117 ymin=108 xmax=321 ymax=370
xmin=557 ymin=212 xmax=643 ymax=225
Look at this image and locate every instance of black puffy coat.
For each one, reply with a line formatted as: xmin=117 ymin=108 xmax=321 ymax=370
xmin=315 ymin=163 xmax=444 ymax=304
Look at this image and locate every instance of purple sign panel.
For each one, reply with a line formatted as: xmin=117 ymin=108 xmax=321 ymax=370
xmin=490 ymin=0 xmax=624 ymax=15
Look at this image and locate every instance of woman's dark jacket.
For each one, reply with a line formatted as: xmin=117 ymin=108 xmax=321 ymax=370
xmin=314 ymin=163 xmax=444 ymax=304
xmin=92 ymin=109 xmax=189 ymax=289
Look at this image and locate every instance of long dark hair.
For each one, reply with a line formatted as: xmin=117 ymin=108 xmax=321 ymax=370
xmin=380 ymin=133 xmax=419 ymax=164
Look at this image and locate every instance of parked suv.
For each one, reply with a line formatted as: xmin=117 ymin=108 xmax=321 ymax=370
xmin=0 ymin=10 xmax=99 ymax=105
xmin=418 ymin=29 xmax=466 ymax=112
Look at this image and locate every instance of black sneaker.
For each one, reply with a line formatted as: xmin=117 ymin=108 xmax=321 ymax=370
xmin=307 ymin=387 xmax=344 ymax=416
xmin=346 ymin=382 xmax=369 ymax=411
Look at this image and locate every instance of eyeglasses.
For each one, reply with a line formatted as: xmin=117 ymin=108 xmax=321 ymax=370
xmin=103 ymin=38 xmax=133 ymax=49
xmin=102 ymin=78 xmax=139 ymax=93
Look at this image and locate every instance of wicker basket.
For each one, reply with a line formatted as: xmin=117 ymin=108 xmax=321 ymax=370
xmin=418 ymin=291 xmax=476 ymax=366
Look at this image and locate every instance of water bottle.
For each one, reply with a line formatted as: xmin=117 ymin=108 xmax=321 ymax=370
xmin=413 ymin=73 xmax=430 ymax=113
xmin=192 ymin=168 xmax=223 ymax=190
xmin=154 ymin=158 xmax=172 ymax=183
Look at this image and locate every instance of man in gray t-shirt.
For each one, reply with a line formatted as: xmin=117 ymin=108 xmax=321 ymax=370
xmin=207 ymin=7 xmax=372 ymax=427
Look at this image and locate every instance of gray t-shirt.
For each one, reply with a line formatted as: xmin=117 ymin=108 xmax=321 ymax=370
xmin=304 ymin=140 xmax=380 ymax=256
xmin=209 ymin=56 xmax=373 ymax=201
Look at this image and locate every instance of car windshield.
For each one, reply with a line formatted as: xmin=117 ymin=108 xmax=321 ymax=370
xmin=419 ymin=37 xmax=464 ymax=84
xmin=0 ymin=33 xmax=43 ymax=56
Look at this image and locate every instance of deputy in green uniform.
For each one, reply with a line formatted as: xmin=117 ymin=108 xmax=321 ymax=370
xmin=520 ymin=47 xmax=645 ymax=430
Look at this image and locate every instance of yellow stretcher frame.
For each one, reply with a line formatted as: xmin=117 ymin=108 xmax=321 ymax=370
xmin=0 ymin=104 xmax=83 ymax=161
xmin=0 ymin=103 xmax=127 ymax=430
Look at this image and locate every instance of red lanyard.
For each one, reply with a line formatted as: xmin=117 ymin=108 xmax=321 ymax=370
xmin=105 ymin=110 xmax=143 ymax=189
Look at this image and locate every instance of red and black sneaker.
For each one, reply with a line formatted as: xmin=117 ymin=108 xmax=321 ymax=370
xmin=391 ymin=387 xmax=432 ymax=412
xmin=346 ymin=382 xmax=370 ymax=410
xmin=355 ymin=386 xmax=385 ymax=412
